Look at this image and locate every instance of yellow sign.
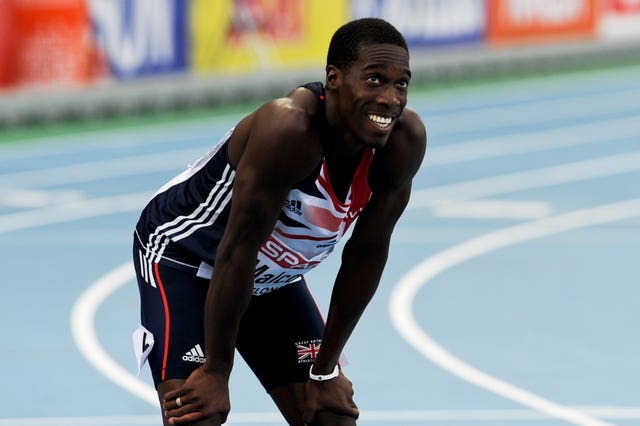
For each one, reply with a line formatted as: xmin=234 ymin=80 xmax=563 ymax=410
xmin=190 ymin=0 xmax=348 ymax=74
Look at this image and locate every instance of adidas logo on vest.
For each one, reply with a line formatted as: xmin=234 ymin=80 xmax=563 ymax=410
xmin=182 ymin=344 xmax=206 ymax=363
xmin=284 ymin=199 xmax=302 ymax=215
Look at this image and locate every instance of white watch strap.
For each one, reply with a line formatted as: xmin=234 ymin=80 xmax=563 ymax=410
xmin=309 ymin=364 xmax=340 ymax=381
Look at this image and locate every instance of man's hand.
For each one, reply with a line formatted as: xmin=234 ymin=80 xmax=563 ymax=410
xmin=162 ymin=366 xmax=231 ymax=425
xmin=302 ymin=372 xmax=359 ymax=424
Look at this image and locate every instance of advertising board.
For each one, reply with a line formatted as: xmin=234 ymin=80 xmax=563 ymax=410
xmin=487 ymin=0 xmax=597 ymax=43
xmin=351 ymin=0 xmax=486 ymax=46
xmin=599 ymin=0 xmax=640 ymax=38
xmin=89 ymin=0 xmax=188 ymax=79
xmin=1 ymin=0 xmax=94 ymax=87
xmin=190 ymin=0 xmax=348 ymax=74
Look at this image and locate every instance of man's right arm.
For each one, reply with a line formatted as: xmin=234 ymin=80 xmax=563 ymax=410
xmin=163 ymin=99 xmax=322 ymax=425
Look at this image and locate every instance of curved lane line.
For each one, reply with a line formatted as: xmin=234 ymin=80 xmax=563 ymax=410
xmin=70 ymin=261 xmax=160 ymax=407
xmin=389 ymin=198 xmax=640 ymax=426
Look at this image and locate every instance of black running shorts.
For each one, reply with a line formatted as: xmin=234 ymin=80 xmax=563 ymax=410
xmin=133 ymin=239 xmax=326 ymax=391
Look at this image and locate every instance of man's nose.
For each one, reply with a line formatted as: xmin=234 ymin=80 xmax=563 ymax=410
xmin=377 ymin=85 xmax=402 ymax=107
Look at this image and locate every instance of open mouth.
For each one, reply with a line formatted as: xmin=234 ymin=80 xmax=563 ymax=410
xmin=367 ymin=113 xmax=393 ymax=130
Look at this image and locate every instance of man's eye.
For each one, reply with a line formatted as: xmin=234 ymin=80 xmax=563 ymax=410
xmin=367 ymin=76 xmax=381 ymax=84
xmin=396 ymin=81 xmax=408 ymax=89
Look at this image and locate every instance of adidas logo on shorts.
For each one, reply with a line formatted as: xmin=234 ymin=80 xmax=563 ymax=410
xmin=182 ymin=344 xmax=206 ymax=363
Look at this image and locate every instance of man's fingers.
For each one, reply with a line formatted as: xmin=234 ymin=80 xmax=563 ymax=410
xmin=163 ymin=395 xmax=186 ymax=411
xmin=302 ymin=405 xmax=359 ymax=424
xmin=163 ymin=392 xmax=187 ymax=410
xmin=309 ymin=409 xmax=359 ymax=426
xmin=164 ymin=402 xmax=193 ymax=420
xmin=166 ymin=411 xmax=203 ymax=425
xmin=167 ymin=411 xmax=226 ymax=425
xmin=163 ymin=388 xmax=179 ymax=402
xmin=333 ymin=403 xmax=359 ymax=420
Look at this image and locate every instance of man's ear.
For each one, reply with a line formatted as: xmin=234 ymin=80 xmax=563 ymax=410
xmin=325 ymin=65 xmax=340 ymax=90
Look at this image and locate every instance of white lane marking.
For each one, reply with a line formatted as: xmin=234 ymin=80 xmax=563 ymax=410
xmin=0 ymin=117 xmax=235 ymax=161
xmin=2 ymin=407 xmax=640 ymax=425
xmin=0 ymin=130 xmax=614 ymax=421
xmin=66 ymin=197 xmax=639 ymax=422
xmin=1 ymin=150 xmax=637 ymax=234
xmin=70 ymin=261 xmax=159 ymax=407
xmin=429 ymin=90 xmax=640 ymax=138
xmin=428 ymin=114 xmax=640 ymax=166
xmin=409 ymin=151 xmax=640 ymax=209
xmin=1 ymin=118 xmax=638 ymax=188
xmin=389 ymin=198 xmax=640 ymax=426
xmin=432 ymin=199 xmax=552 ymax=219
xmin=0 ymin=148 xmax=206 ymax=188
xmin=0 ymin=189 xmax=84 ymax=208
xmin=0 ymin=192 xmax=151 ymax=234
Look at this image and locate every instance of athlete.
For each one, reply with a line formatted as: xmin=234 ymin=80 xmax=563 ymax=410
xmin=132 ymin=17 xmax=426 ymax=426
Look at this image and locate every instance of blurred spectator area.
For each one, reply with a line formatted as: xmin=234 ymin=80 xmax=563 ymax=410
xmin=1 ymin=0 xmax=639 ymax=127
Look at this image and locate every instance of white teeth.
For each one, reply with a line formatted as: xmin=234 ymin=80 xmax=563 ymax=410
xmin=368 ymin=114 xmax=392 ymax=128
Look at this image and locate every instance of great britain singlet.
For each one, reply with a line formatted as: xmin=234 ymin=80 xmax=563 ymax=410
xmin=135 ymin=82 xmax=374 ymax=295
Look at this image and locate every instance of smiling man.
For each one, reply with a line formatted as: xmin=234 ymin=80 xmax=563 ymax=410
xmin=132 ymin=17 xmax=426 ymax=426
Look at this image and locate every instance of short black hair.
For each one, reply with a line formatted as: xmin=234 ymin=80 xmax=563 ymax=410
xmin=326 ymin=18 xmax=408 ymax=72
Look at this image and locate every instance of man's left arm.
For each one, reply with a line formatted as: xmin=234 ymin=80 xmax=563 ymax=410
xmin=303 ymin=109 xmax=427 ymax=422
xmin=301 ymin=184 xmax=411 ymax=423
xmin=313 ymin=182 xmax=412 ymax=372
xmin=313 ymin=107 xmax=426 ymax=376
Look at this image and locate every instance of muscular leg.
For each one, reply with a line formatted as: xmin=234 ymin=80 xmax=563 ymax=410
xmin=269 ymin=383 xmax=357 ymax=426
xmin=157 ymin=380 xmax=224 ymax=426
xmin=239 ymin=281 xmax=356 ymax=424
xmin=268 ymin=383 xmax=305 ymax=425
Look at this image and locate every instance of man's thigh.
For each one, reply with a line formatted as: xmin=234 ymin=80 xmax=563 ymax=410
xmin=235 ymin=279 xmax=325 ymax=390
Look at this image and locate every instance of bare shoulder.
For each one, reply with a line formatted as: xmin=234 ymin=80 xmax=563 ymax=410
xmin=256 ymin=86 xmax=321 ymax=140
xmin=232 ymin=88 xmax=323 ymax=184
xmin=369 ymin=106 xmax=427 ymax=191
xmin=396 ymin=107 xmax=427 ymax=144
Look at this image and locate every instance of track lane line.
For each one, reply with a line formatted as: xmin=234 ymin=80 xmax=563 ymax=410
xmin=389 ymin=198 xmax=640 ymax=426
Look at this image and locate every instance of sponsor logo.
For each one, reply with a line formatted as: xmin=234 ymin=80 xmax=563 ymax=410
xmin=296 ymin=339 xmax=322 ymax=363
xmin=316 ymin=240 xmax=337 ymax=249
xmin=259 ymin=237 xmax=320 ymax=270
xmin=182 ymin=344 xmax=206 ymax=363
xmin=255 ymin=258 xmax=303 ymax=284
xmin=252 ymin=284 xmax=287 ymax=296
xmin=284 ymin=199 xmax=302 ymax=215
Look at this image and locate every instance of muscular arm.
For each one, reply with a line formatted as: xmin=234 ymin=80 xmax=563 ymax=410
xmin=314 ymin=107 xmax=426 ymax=374
xmin=301 ymin=110 xmax=425 ymax=423
xmin=317 ymin=183 xmax=410 ymax=368
xmin=164 ymin=96 xmax=321 ymax=425
xmin=298 ymin=111 xmax=427 ymax=426
xmin=204 ymin=100 xmax=321 ymax=377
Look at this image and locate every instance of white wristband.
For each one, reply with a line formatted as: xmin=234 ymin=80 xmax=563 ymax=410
xmin=309 ymin=365 xmax=339 ymax=381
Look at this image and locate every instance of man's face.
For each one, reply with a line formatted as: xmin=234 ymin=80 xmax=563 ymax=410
xmin=334 ymin=43 xmax=411 ymax=148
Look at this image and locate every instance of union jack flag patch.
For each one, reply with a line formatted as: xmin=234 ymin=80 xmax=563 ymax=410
xmin=295 ymin=339 xmax=322 ymax=363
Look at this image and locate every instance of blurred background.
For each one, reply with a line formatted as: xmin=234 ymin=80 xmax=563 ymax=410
xmin=1 ymin=1 xmax=640 ymax=426
xmin=1 ymin=0 xmax=639 ymax=128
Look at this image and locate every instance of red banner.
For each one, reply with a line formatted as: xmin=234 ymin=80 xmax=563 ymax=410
xmin=605 ymin=0 xmax=640 ymax=12
xmin=487 ymin=0 xmax=597 ymax=43
xmin=0 ymin=2 xmax=17 ymax=87
xmin=0 ymin=0 xmax=102 ymax=89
